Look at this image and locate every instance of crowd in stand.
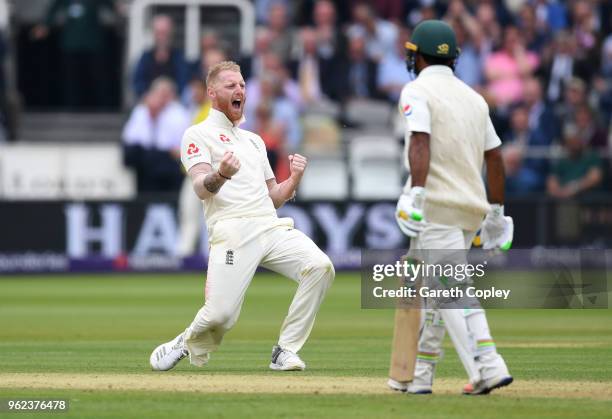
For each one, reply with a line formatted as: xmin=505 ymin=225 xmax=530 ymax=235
xmin=121 ymin=0 xmax=611 ymax=199
xmin=9 ymin=0 xmax=609 ymax=199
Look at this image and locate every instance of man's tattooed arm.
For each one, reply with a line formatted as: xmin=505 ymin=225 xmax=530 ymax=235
xmin=189 ymin=163 xmax=227 ymax=199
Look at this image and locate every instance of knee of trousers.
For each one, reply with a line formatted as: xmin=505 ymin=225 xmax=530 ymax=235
xmin=305 ymin=254 xmax=335 ymax=282
xmin=204 ymin=307 xmax=237 ymax=331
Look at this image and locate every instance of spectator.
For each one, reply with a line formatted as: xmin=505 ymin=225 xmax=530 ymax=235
xmin=547 ymin=124 xmax=603 ymax=199
xmin=132 ymin=15 xmax=189 ymax=99
xmin=451 ymin=17 xmax=483 ymax=88
xmin=502 ymin=105 xmax=549 ymax=193
xmin=533 ymin=0 xmax=568 ymax=34
xmin=188 ymin=30 xmax=222 ymax=81
xmin=573 ymin=105 xmax=608 ymax=149
xmin=342 ymin=34 xmax=381 ymax=100
xmin=254 ymin=99 xmax=285 ymax=173
xmin=540 ymin=31 xmax=584 ymax=102
xmin=346 ymin=2 xmax=397 ymax=63
xmin=182 ymin=47 xmax=226 ymax=106
xmin=32 ymin=0 xmax=116 ymax=109
xmin=503 ymin=143 xmax=543 ymax=196
xmin=376 ymin=26 xmax=413 ymax=103
xmin=312 ymin=0 xmax=347 ymax=60
xmin=290 ymin=27 xmax=339 ymax=106
xmin=245 ymin=51 xmax=303 ymax=113
xmin=523 ymin=77 xmax=559 ymax=146
xmin=517 ymin=3 xmax=548 ymax=52
xmin=186 ymin=78 xmax=212 ymax=123
xmin=484 ymin=25 xmax=539 ymax=107
xmin=247 ymin=72 xmax=301 ymax=153
xmin=555 ymin=77 xmax=588 ymax=125
xmin=570 ymin=0 xmax=599 ymax=80
xmin=239 ymin=26 xmax=273 ymax=81
xmin=122 ymin=77 xmax=190 ymax=193
xmin=266 ymin=2 xmax=296 ymax=63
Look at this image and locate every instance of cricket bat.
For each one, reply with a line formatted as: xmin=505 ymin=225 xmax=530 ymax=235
xmin=389 ymin=307 xmax=420 ymax=383
xmin=389 ymin=255 xmax=421 ymax=383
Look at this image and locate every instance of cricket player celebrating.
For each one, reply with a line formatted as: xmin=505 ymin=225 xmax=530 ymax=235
xmin=150 ymin=61 xmax=335 ymax=372
xmin=389 ymin=20 xmax=513 ymax=395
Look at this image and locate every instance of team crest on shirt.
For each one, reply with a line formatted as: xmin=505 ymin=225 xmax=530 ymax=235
xmin=403 ymin=104 xmax=413 ymax=116
xmin=219 ymin=134 xmax=231 ymax=143
xmin=186 ymin=143 xmax=200 ymax=155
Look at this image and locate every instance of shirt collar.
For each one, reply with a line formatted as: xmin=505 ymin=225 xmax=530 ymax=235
xmin=207 ymin=108 xmax=246 ymax=128
xmin=419 ymin=65 xmax=454 ymax=78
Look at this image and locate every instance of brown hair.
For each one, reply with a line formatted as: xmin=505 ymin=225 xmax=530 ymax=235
xmin=206 ymin=61 xmax=241 ymax=87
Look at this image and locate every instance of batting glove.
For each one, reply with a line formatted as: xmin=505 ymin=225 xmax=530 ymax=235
xmin=481 ymin=204 xmax=513 ymax=251
xmin=396 ymin=187 xmax=427 ymax=237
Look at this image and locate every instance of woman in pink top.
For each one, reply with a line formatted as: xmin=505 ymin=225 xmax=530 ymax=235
xmin=485 ymin=26 xmax=539 ymax=107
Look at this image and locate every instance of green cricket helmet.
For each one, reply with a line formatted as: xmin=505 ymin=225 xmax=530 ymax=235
xmin=405 ymin=20 xmax=460 ymax=73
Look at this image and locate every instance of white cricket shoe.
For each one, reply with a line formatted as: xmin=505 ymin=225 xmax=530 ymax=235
xmin=405 ymin=359 xmax=434 ymax=394
xmin=150 ymin=332 xmax=189 ymax=371
xmin=464 ymin=352 xmax=513 ymax=395
xmin=269 ymin=345 xmax=306 ymax=371
xmin=387 ymin=378 xmax=408 ymax=392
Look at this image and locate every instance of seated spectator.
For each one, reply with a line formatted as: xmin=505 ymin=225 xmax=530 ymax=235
xmin=573 ymin=105 xmax=608 ymax=150
xmin=502 ymin=105 xmax=549 ymax=193
xmin=484 ymin=25 xmax=539 ymax=107
xmin=376 ymin=26 xmax=413 ymax=103
xmin=342 ymin=34 xmax=381 ymax=100
xmin=547 ymin=124 xmax=603 ymax=199
xmin=555 ymin=77 xmax=588 ymax=125
xmin=346 ymin=2 xmax=397 ymax=63
xmin=132 ymin=15 xmax=188 ymax=99
xmin=503 ymin=143 xmax=543 ymax=196
xmin=523 ymin=77 xmax=559 ymax=145
xmin=122 ymin=77 xmax=191 ymax=193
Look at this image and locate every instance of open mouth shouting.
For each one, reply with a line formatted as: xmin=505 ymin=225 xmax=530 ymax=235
xmin=231 ymin=98 xmax=243 ymax=110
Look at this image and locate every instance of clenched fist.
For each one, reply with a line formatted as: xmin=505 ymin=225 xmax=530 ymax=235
xmin=219 ymin=151 xmax=241 ymax=179
xmin=288 ymin=154 xmax=307 ymax=181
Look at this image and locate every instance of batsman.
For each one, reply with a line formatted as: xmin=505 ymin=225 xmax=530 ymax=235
xmin=388 ymin=20 xmax=514 ymax=395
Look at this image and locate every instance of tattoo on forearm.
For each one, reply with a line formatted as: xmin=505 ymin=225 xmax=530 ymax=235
xmin=203 ymin=173 xmax=225 ymax=193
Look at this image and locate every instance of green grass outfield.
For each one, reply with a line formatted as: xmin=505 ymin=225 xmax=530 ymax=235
xmin=0 ymin=273 xmax=611 ymax=418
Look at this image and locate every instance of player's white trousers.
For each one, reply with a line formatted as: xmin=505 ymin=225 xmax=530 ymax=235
xmin=184 ymin=216 xmax=335 ymax=366
xmin=410 ymin=222 xmax=482 ymax=384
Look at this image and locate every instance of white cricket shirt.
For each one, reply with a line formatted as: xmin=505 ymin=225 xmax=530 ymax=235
xmin=180 ymin=109 xmax=277 ymax=228
xmin=398 ymin=65 xmax=502 ymax=231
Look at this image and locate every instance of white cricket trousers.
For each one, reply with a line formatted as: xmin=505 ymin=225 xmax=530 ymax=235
xmin=184 ymin=216 xmax=335 ymax=366
xmin=410 ymin=222 xmax=483 ymax=384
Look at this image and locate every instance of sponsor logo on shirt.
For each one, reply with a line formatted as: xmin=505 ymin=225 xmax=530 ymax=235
xmin=187 ymin=143 xmax=200 ymax=155
xmin=219 ymin=134 xmax=231 ymax=143
xmin=403 ymin=104 xmax=413 ymax=116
